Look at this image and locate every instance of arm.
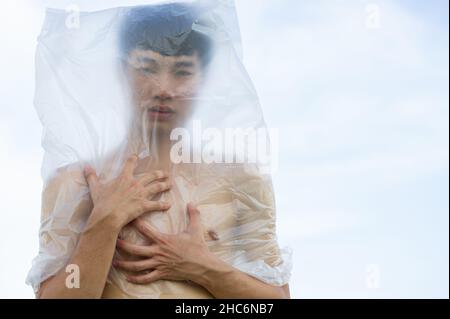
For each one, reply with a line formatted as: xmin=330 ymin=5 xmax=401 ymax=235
xmin=204 ymin=169 xmax=291 ymax=299
xmin=113 ymin=203 xmax=290 ymax=299
xmin=38 ymin=215 xmax=120 ymax=299
xmin=38 ymin=156 xmax=172 ymax=299
xmin=193 ymin=256 xmax=290 ymax=299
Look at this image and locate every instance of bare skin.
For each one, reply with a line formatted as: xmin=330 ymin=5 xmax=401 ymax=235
xmin=38 ymin=156 xmax=172 ymax=299
xmin=114 ymin=204 xmax=290 ymax=298
xmin=38 ymin=50 xmax=290 ymax=299
xmin=115 ymin=50 xmax=290 ymax=298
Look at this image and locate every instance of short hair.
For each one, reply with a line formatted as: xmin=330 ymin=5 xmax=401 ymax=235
xmin=119 ymin=3 xmax=213 ymax=68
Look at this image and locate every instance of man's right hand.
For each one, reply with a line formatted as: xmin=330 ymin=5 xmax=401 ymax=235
xmin=83 ymin=155 xmax=171 ymax=233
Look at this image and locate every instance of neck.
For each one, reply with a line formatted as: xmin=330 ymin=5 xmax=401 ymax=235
xmin=147 ymin=126 xmax=173 ymax=169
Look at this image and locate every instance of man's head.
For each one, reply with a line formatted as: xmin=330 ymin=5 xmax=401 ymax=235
xmin=120 ymin=3 xmax=213 ymax=132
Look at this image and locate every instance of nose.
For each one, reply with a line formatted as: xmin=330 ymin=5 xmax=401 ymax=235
xmin=153 ymin=74 xmax=174 ymax=103
xmin=154 ymin=90 xmax=173 ymax=104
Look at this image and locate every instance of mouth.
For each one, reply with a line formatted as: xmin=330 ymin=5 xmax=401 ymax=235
xmin=148 ymin=105 xmax=176 ymax=121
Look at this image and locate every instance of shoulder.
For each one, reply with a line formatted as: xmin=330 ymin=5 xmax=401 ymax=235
xmin=44 ymin=163 xmax=87 ymax=190
xmin=41 ymin=163 xmax=88 ymax=221
xmin=200 ymin=163 xmax=276 ymax=204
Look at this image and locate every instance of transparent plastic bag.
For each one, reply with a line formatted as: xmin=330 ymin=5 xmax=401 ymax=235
xmin=26 ymin=0 xmax=292 ymax=298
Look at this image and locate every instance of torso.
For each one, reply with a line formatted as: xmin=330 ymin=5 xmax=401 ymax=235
xmin=101 ymin=156 xmax=248 ymax=299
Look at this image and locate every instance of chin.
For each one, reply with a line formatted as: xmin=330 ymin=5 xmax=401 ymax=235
xmin=147 ymin=120 xmax=176 ymax=134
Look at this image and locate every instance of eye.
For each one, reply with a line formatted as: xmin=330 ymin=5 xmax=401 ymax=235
xmin=175 ymin=70 xmax=193 ymax=77
xmin=139 ymin=67 xmax=157 ymax=75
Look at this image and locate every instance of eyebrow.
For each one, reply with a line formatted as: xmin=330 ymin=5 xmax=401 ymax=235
xmin=138 ymin=57 xmax=158 ymax=65
xmin=174 ymin=61 xmax=195 ymax=68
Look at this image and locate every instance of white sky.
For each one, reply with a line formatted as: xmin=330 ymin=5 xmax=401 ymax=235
xmin=0 ymin=0 xmax=448 ymax=298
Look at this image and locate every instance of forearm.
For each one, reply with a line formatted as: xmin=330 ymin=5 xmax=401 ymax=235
xmin=39 ymin=215 xmax=120 ymax=299
xmin=193 ymin=256 xmax=288 ymax=299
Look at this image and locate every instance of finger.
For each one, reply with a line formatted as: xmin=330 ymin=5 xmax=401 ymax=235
xmin=127 ymin=270 xmax=162 ymax=285
xmin=116 ymin=239 xmax=159 ymax=257
xmin=143 ymin=200 xmax=171 ymax=213
xmin=121 ymin=155 xmax=139 ymax=178
xmin=145 ymin=181 xmax=171 ymax=197
xmin=113 ymin=258 xmax=160 ymax=272
xmin=187 ymin=202 xmax=201 ymax=232
xmin=83 ymin=166 xmax=99 ymax=191
xmin=128 ymin=201 xmax=171 ymax=221
xmin=133 ymin=218 xmax=166 ymax=243
xmin=138 ymin=170 xmax=168 ymax=186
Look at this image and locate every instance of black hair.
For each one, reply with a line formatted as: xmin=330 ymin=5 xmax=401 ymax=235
xmin=119 ymin=3 xmax=213 ymax=68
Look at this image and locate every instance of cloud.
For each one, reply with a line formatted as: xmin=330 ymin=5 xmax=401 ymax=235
xmin=0 ymin=0 xmax=447 ymax=298
xmin=235 ymin=0 xmax=448 ymax=298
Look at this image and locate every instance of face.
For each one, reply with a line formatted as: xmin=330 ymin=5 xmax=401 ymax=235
xmin=126 ymin=49 xmax=204 ymax=133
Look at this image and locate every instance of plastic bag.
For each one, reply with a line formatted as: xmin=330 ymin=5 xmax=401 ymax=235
xmin=26 ymin=0 xmax=292 ymax=298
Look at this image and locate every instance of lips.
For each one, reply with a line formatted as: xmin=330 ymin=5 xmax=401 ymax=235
xmin=148 ymin=105 xmax=175 ymax=121
xmin=150 ymin=106 xmax=175 ymax=114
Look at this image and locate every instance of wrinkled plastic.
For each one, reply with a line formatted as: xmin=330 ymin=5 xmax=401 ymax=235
xmin=27 ymin=0 xmax=292 ymax=298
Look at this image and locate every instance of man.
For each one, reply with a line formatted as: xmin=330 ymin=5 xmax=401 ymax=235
xmin=33 ymin=3 xmax=290 ymax=299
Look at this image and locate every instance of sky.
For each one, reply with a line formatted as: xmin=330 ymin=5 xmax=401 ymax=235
xmin=0 ymin=0 xmax=448 ymax=298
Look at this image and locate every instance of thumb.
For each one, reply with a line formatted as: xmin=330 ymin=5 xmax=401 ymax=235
xmin=187 ymin=202 xmax=201 ymax=233
xmin=84 ymin=165 xmax=99 ymax=191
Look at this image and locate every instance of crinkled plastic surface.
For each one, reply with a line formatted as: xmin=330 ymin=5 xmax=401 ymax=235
xmin=27 ymin=0 xmax=292 ymax=298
